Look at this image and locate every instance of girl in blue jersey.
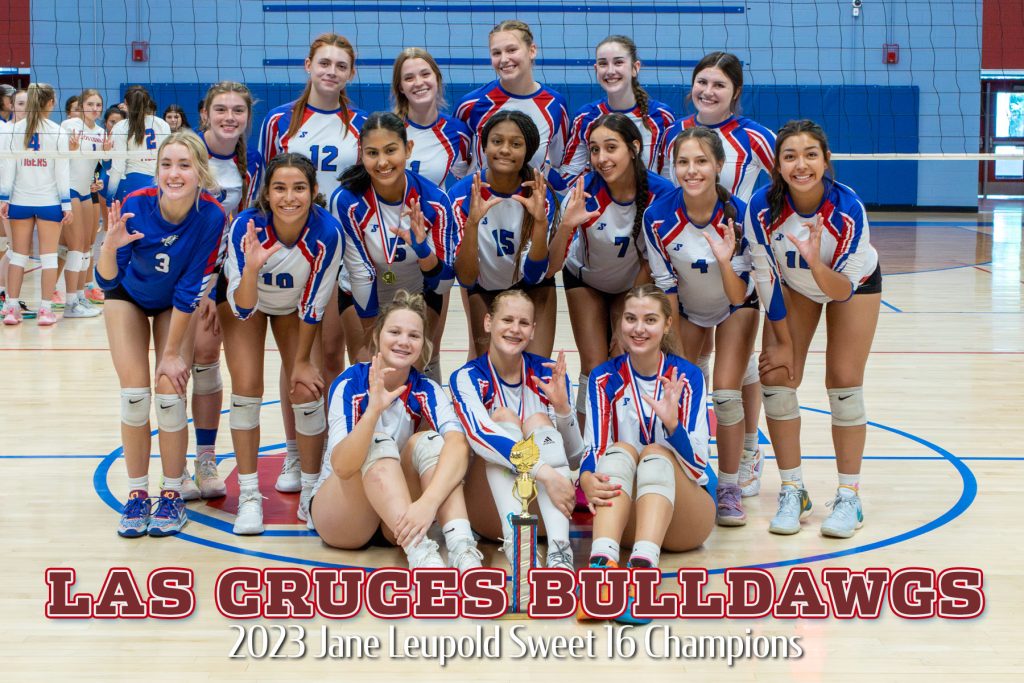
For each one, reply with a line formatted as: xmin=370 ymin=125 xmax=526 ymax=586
xmin=311 ymin=291 xmax=482 ymax=571
xmin=450 ymin=289 xmax=583 ymax=570
xmin=1 ymin=83 xmax=71 ymax=327
xmin=562 ymin=36 xmax=675 ymax=184
xmin=456 ymin=19 xmax=570 ymax=190
xmin=217 ymin=153 xmax=343 ymax=534
xmin=107 ymin=85 xmax=171 ymax=203
xmin=645 ymin=126 xmax=759 ymax=526
xmin=450 ymin=111 xmax=559 ymax=358
xmin=745 ymin=120 xmax=881 ymax=539
xmin=95 ymin=132 xmax=227 ymax=538
xmin=579 ymin=284 xmax=715 ymax=623
xmin=547 ymin=113 xmax=674 ymax=423
xmin=331 ymin=112 xmax=457 ymax=379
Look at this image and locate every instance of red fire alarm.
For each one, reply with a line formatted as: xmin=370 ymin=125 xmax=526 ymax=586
xmin=131 ymin=41 xmax=149 ymax=62
xmin=884 ymin=43 xmax=899 ymax=65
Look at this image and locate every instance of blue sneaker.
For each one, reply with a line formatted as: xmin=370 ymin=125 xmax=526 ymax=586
xmin=147 ymin=491 xmax=188 ymax=537
xmin=820 ymin=489 xmax=864 ymax=538
xmin=615 ymin=562 xmax=653 ymax=626
xmin=768 ymin=484 xmax=813 ymax=535
xmin=117 ymin=491 xmax=151 ymax=538
xmin=577 ymin=556 xmax=619 ymax=622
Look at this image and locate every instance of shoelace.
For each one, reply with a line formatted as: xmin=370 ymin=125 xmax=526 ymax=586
xmin=151 ymin=495 xmax=182 ymax=520
xmin=122 ymin=496 xmax=149 ymax=519
xmin=826 ymin=494 xmax=858 ymax=515
xmin=279 ymin=455 xmax=300 ymax=475
xmin=450 ymin=544 xmax=484 ymax=567
xmin=547 ymin=541 xmax=573 ymax=569
xmin=777 ymin=487 xmax=803 ymax=511
xmin=718 ymin=486 xmax=742 ymax=511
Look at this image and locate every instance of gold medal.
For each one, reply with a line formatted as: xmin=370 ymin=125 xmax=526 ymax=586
xmin=382 ymin=269 xmax=398 ymax=286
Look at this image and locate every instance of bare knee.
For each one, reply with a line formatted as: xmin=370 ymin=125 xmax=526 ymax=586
xmin=491 ymin=407 xmax=522 ymax=428
xmin=522 ymin=412 xmax=552 ymax=434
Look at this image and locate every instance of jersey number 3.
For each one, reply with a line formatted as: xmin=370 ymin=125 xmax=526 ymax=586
xmin=155 ymin=253 xmax=171 ymax=273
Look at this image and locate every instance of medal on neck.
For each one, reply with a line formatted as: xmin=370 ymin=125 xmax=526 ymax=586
xmin=626 ymin=352 xmax=667 ymax=444
xmin=369 ymin=187 xmax=404 ymax=286
xmin=487 ymin=354 xmax=528 ymax=422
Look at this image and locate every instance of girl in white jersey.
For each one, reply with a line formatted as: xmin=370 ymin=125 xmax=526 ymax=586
xmin=108 ymin=86 xmax=171 ymax=203
xmin=745 ymin=120 xmax=881 ymax=539
xmin=547 ymin=113 xmax=674 ymax=423
xmin=0 ymin=83 xmax=71 ymax=327
xmin=645 ymin=126 xmax=758 ymax=527
xmin=311 ymin=291 xmax=482 ymax=571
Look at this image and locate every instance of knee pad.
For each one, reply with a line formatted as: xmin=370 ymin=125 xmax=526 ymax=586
xmin=292 ymin=397 xmax=326 ymax=436
xmin=57 ymin=244 xmax=69 ymax=260
xmin=636 ymin=454 xmax=676 ymax=505
xmin=64 ymin=250 xmax=85 ymax=273
xmin=154 ymin=393 xmax=188 ymax=432
xmin=696 ymin=355 xmax=711 ymax=387
xmin=827 ymin=386 xmax=867 ymax=427
xmin=191 ymin=362 xmax=223 ymax=396
xmin=0 ymin=235 xmax=8 ymax=251
xmin=411 ymin=431 xmax=443 ymax=476
xmin=711 ymin=389 xmax=744 ymax=427
xmin=7 ymin=251 xmax=29 ymax=269
xmin=762 ymin=385 xmax=800 ymax=421
xmin=361 ymin=432 xmax=401 ymax=477
xmin=533 ymin=425 xmax=569 ymax=471
xmin=229 ymin=394 xmax=262 ymax=431
xmin=575 ymin=373 xmax=589 ymax=415
xmin=40 ymin=252 xmax=58 ymax=270
xmin=595 ymin=446 xmax=637 ymax=499
xmin=120 ymin=388 xmax=151 ymax=427
xmin=743 ymin=352 xmax=760 ymax=386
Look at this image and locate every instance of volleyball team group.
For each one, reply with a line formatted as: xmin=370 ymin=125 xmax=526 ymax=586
xmin=0 ymin=19 xmax=882 ymax=620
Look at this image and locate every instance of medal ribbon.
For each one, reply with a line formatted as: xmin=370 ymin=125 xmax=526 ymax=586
xmin=486 ymin=354 xmax=528 ymax=422
xmin=367 ymin=186 xmax=406 ymax=267
xmin=625 ymin=352 xmax=666 ymax=444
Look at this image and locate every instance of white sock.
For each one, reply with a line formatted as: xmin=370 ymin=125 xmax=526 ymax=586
xmin=837 ymin=472 xmax=860 ymax=495
xmin=743 ymin=433 xmax=759 ymax=452
xmin=442 ymin=518 xmax=474 ymax=549
xmin=779 ymin=466 xmax=804 ymax=488
xmin=162 ymin=475 xmax=184 ymax=493
xmin=590 ymin=537 xmax=620 ymax=563
xmin=718 ymin=470 xmax=739 ymax=485
xmin=127 ymin=475 xmax=149 ymax=494
xmin=300 ymin=471 xmax=318 ymax=490
xmin=238 ymin=472 xmax=259 ymax=491
xmin=629 ymin=540 xmax=661 ymax=568
xmin=286 ymin=439 xmax=299 ymax=460
xmin=39 ymin=299 xmax=52 ymax=312
xmin=484 ymin=462 xmax=521 ymax=542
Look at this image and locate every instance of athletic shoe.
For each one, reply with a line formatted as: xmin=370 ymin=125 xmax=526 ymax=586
xmin=2 ymin=305 xmax=20 ymax=326
xmin=233 ymin=488 xmax=265 ymax=535
xmin=62 ymin=300 xmax=101 ymax=318
xmin=738 ymin=447 xmax=765 ymax=497
xmin=195 ymin=456 xmax=226 ymax=498
xmin=768 ymin=484 xmax=813 ymax=535
xmin=37 ymin=308 xmax=58 ymax=326
xmin=84 ymin=285 xmax=105 ymax=304
xmin=51 ymin=290 xmax=65 ymax=309
xmin=147 ymin=492 xmax=188 ymax=537
xmin=820 ymin=489 xmax=864 ymax=538
xmin=274 ymin=453 xmax=301 ymax=493
xmin=406 ymin=538 xmax=446 ymax=569
xmin=447 ymin=537 xmax=484 ymax=572
xmin=117 ymin=491 xmax=151 ymax=538
xmin=546 ymin=540 xmax=575 ymax=570
xmin=715 ymin=483 xmax=747 ymax=526
xmin=297 ymin=485 xmax=313 ymax=523
xmin=576 ymin=556 xmax=619 ymax=622
xmin=19 ymin=301 xmax=36 ymax=319
xmin=615 ymin=562 xmax=653 ymax=626
xmin=176 ymin=465 xmax=200 ymax=501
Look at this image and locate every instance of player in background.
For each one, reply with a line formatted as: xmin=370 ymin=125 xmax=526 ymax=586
xmin=163 ymin=104 xmax=191 ymax=133
xmin=456 ymin=19 xmax=570 ymax=191
xmin=450 ymin=111 xmax=558 ymax=358
xmin=0 ymin=84 xmax=18 ymax=308
xmin=95 ymin=132 xmax=226 ymax=538
xmin=744 ymin=120 xmax=881 ymax=538
xmin=64 ymin=95 xmax=81 ymax=120
xmin=107 ymin=85 xmax=171 ymax=203
xmin=0 ymin=83 xmax=71 ymax=326
xmin=561 ymin=36 xmax=675 ymax=184
xmin=450 ymin=289 xmax=583 ymax=570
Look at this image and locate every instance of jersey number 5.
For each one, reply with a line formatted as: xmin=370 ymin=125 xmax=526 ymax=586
xmin=491 ymin=229 xmax=515 ymax=258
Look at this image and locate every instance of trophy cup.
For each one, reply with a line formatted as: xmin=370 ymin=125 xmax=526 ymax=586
xmin=508 ymin=434 xmax=540 ymax=614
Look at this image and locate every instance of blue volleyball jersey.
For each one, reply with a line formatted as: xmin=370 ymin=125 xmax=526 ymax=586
xmin=95 ymin=188 xmax=227 ymax=312
xmin=561 ymin=98 xmax=675 ymax=184
xmin=200 ymin=131 xmax=264 ymax=216
xmin=405 ymin=113 xmax=472 ymax=187
xmin=330 ymin=170 xmax=457 ymax=318
xmin=583 ymin=353 xmax=709 ymax=484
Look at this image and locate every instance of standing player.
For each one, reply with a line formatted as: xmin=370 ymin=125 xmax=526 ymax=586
xmin=219 ymin=153 xmax=342 ymax=533
xmin=0 ymin=83 xmax=71 ymax=327
xmin=450 ymin=111 xmax=558 ymax=358
xmin=547 ymin=113 xmax=674 ymax=422
xmin=95 ymin=132 xmax=226 ymax=537
xmin=745 ymin=120 xmax=881 ymax=538
xmin=645 ymin=127 xmax=758 ymax=526
xmin=107 ymin=86 xmax=171 ymax=203
xmin=561 ymin=36 xmax=675 ymax=184
xmin=311 ymin=291 xmax=482 ymax=570
xmin=456 ymin=19 xmax=570 ymax=191
xmin=579 ymin=284 xmax=715 ymax=623
xmin=163 ymin=104 xmax=192 ymax=133
xmin=450 ymin=289 xmax=583 ymax=569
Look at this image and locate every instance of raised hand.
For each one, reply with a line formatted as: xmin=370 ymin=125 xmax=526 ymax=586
xmin=535 ymin=350 xmax=572 ymax=415
xmin=512 ymin=167 xmax=550 ymax=228
xmin=102 ymin=133 xmax=114 ymax=152
xmin=466 ymin=172 xmax=502 ymax=227
xmin=67 ymin=131 xmax=81 ymax=152
xmin=560 ymin=176 xmax=600 ymax=229
xmin=366 ymin=353 xmax=407 ymax=416
xmin=704 ymin=218 xmax=739 ymax=262
xmin=786 ymin=214 xmax=824 ymax=268
xmin=104 ymin=200 xmax=145 ymax=250
xmin=394 ymin=203 xmax=432 ymax=259
xmin=640 ymin=366 xmax=685 ymax=434
xmin=242 ymin=219 xmax=281 ymax=272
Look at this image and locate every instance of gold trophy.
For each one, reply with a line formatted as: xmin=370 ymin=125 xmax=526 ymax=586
xmin=508 ymin=434 xmax=540 ymax=614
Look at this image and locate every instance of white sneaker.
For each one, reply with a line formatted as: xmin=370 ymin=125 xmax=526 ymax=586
xmin=179 ymin=465 xmax=200 ymax=501
xmin=406 ymin=538 xmax=446 ymax=569
xmin=546 ymin=540 xmax=575 ymax=570
xmin=275 ymin=453 xmax=301 ymax=492
xmin=297 ymin=484 xmax=312 ymax=522
xmin=195 ymin=455 xmax=226 ymax=498
xmin=738 ymin=447 xmax=765 ymax=497
xmin=768 ymin=485 xmax=812 ymax=535
xmin=447 ymin=536 xmax=484 ymax=571
xmin=820 ymin=489 xmax=864 ymax=538
xmin=233 ymin=488 xmax=265 ymax=535
xmin=62 ymin=300 xmax=101 ymax=318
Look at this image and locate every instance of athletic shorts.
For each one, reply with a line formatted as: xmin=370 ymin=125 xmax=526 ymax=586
xmin=104 ymin=282 xmax=171 ymax=318
xmin=338 ymin=286 xmax=444 ymax=316
xmin=853 ymin=264 xmax=883 ymax=296
xmin=6 ymin=204 xmax=63 ymax=222
xmin=113 ymin=172 xmax=155 ymax=203
xmin=468 ymin=275 xmax=556 ymax=300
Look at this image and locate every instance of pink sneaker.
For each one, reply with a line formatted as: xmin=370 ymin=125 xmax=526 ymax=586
xmin=37 ymin=307 xmax=58 ymax=326
xmin=2 ymin=305 xmax=21 ymax=326
xmin=84 ymin=285 xmax=105 ymax=304
xmin=51 ymin=290 xmax=66 ymax=309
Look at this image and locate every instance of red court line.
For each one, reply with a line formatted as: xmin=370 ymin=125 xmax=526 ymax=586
xmin=974 ymin=264 xmax=1024 ymax=285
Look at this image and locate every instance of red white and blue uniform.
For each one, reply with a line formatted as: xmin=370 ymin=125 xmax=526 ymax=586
xmin=0 ymin=119 xmax=70 ymax=221
xmin=644 ymin=189 xmax=752 ymax=326
xmin=223 ymin=205 xmax=343 ymax=323
xmin=455 ymin=80 xmax=570 ymax=190
xmin=331 ymin=170 xmax=457 ymax=318
xmin=200 ymin=131 xmax=264 ymax=216
xmin=449 ymin=352 xmax=584 ymax=472
xmin=405 ymin=113 xmax=472 ymax=187
xmin=107 ymin=115 xmax=171 ymax=202
xmin=660 ymin=115 xmax=775 ymax=202
xmin=583 ymin=353 xmax=709 ymax=484
xmin=744 ymin=181 xmax=878 ymax=316
xmin=94 ymin=188 xmax=226 ymax=313
xmin=449 ymin=170 xmax=557 ymax=290
xmin=561 ymin=98 xmax=675 ymax=184
xmin=314 ymin=364 xmax=463 ymax=496
xmin=562 ymin=170 xmax=673 ymax=294
xmin=258 ymin=101 xmax=367 ymax=198
xmin=60 ymin=118 xmax=106 ymax=201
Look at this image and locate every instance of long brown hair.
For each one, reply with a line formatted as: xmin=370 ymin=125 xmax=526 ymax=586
xmin=671 ymin=126 xmax=738 ymax=225
xmin=589 ymin=113 xmax=648 ymax=261
xmin=370 ymin=290 xmax=434 ymax=368
xmin=123 ymin=85 xmax=155 ymax=146
xmin=596 ymin=35 xmax=649 ymax=118
xmin=623 ymin=284 xmax=680 ymax=355
xmin=391 ymin=47 xmax=447 ymax=120
xmin=286 ymin=33 xmax=355 ymax=142
xmin=22 ymin=83 xmax=56 ymax=148
xmin=204 ymin=81 xmax=256 ymax=209
xmin=690 ymin=51 xmax=743 ymax=115
xmin=766 ymin=119 xmax=835 ymax=225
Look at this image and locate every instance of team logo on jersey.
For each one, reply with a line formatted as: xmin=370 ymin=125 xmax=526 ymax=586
xmin=298 ymin=131 xmax=309 ymax=138
xmin=774 ymin=233 xmax=785 ymax=241
xmin=673 ymin=243 xmax=684 ymax=251
xmin=161 ymin=235 xmax=180 ymax=247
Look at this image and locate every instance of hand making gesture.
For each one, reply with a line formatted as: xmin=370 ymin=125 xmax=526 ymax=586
xmin=640 ymin=366 xmax=685 ymax=434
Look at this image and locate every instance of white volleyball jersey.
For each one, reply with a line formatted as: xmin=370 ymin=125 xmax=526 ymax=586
xmin=405 ymin=113 xmax=472 ymax=187
xmin=60 ymin=118 xmax=105 ymax=195
xmin=107 ymin=115 xmax=171 ymax=198
xmin=0 ymin=118 xmax=71 ymax=209
xmin=201 ymin=132 xmax=264 ymax=217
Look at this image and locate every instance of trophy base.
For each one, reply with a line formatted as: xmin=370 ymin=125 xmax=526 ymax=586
xmin=504 ymin=513 xmax=537 ymax=617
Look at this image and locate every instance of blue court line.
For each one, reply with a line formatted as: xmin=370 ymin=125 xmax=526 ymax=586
xmin=880 ymin=299 xmax=903 ymax=313
xmin=884 ymin=261 xmax=992 ymax=276
xmin=872 ymin=221 xmax=995 ymax=227
xmin=263 ymin=3 xmax=746 ymax=15
xmin=266 ymin=58 xmax=701 ymax=69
